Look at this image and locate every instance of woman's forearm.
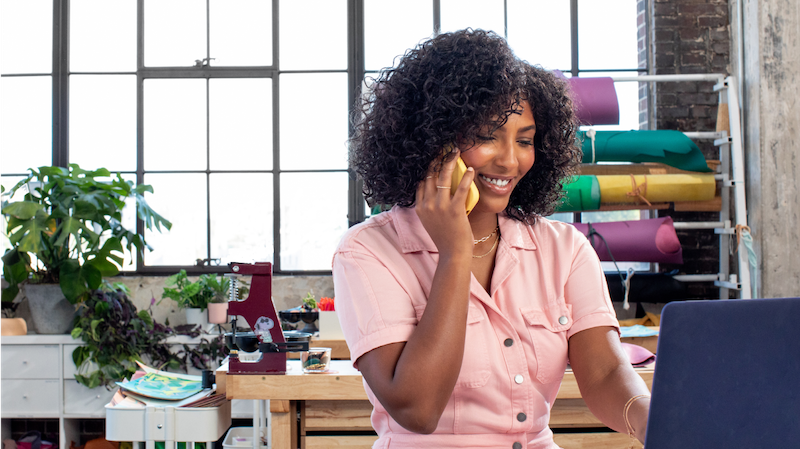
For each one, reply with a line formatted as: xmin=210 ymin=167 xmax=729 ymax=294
xmin=358 ymin=251 xmax=472 ymax=433
xmin=569 ymin=327 xmax=652 ymax=443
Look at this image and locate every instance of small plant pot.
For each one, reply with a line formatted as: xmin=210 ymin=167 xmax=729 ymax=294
xmin=185 ymin=307 xmax=208 ymax=326
xmin=208 ymin=302 xmax=229 ymax=324
xmin=24 ymin=284 xmax=76 ymax=334
xmin=318 ymin=311 xmax=344 ymax=340
xmin=1 ymin=317 xmax=28 ymax=336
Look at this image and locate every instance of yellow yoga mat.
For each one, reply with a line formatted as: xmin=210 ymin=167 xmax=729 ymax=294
xmin=597 ymin=174 xmax=716 ymax=204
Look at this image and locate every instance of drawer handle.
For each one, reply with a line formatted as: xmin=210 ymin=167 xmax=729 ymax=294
xmin=23 ymin=394 xmax=28 ymax=399
xmin=96 ymin=395 xmax=101 ymax=399
xmin=23 ymin=360 xmax=28 ymax=365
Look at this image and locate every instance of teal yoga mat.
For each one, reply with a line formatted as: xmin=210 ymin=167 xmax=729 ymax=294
xmin=578 ymin=130 xmax=712 ymax=172
xmin=557 ymin=175 xmax=600 ymax=212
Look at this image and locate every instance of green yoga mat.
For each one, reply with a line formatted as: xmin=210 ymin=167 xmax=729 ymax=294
xmin=578 ymin=130 xmax=712 ymax=172
xmin=557 ymin=175 xmax=600 ymax=212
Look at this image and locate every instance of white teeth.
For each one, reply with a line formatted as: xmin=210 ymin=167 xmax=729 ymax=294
xmin=480 ymin=175 xmax=510 ymax=187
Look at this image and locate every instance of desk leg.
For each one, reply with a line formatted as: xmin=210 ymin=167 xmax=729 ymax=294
xmin=269 ymin=400 xmax=296 ymax=449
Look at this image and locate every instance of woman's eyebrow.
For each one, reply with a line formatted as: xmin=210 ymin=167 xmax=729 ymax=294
xmin=519 ymin=124 xmax=537 ymax=133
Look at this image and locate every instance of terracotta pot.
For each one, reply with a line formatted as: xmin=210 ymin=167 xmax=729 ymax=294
xmin=207 ymin=302 xmax=228 ymax=324
xmin=1 ymin=317 xmax=28 ymax=336
xmin=24 ymin=284 xmax=76 ymax=334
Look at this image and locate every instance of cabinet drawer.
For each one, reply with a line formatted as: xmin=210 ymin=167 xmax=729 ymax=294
xmin=64 ymin=380 xmax=116 ymax=416
xmin=304 ymin=400 xmax=373 ymax=431
xmin=1 ymin=379 xmax=60 ymax=415
xmin=1 ymin=345 xmax=60 ymax=379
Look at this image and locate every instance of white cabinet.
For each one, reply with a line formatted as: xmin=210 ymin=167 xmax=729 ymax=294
xmin=1 ymin=335 xmax=244 ymax=449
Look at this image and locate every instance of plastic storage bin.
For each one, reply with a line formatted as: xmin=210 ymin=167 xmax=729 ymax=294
xmin=222 ymin=427 xmax=266 ymax=449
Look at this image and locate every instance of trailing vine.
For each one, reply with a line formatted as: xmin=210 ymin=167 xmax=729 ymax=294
xmin=71 ymin=283 xmax=229 ymax=389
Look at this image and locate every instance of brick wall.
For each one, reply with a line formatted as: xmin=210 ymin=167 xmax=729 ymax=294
xmin=652 ymin=0 xmax=732 ymax=299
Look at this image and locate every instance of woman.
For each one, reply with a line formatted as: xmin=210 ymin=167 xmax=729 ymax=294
xmin=333 ymin=29 xmax=650 ymax=448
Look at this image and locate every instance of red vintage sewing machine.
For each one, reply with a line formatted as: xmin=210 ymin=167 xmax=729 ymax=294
xmin=225 ymin=262 xmax=308 ymax=375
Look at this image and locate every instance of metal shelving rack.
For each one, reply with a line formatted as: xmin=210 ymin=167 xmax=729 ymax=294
xmin=608 ymin=73 xmax=751 ymax=299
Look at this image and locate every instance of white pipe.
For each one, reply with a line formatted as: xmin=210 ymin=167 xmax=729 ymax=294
xmin=673 ymin=274 xmax=720 ymax=282
xmin=683 ymin=131 xmax=725 ymax=140
xmin=673 ymin=222 xmax=727 ymax=230
xmin=611 ymin=74 xmax=726 ymax=83
xmin=725 ymin=76 xmax=752 ymax=299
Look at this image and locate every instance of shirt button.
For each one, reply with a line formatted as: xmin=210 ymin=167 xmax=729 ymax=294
xmin=514 ymin=374 xmax=524 ymax=384
xmin=558 ymin=316 xmax=568 ymax=325
xmin=517 ymin=412 xmax=527 ymax=422
xmin=504 ymin=338 xmax=514 ymax=347
xmin=512 ymin=443 xmax=522 ymax=449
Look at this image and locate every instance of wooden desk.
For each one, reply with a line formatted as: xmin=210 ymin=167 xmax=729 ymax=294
xmin=218 ymin=360 xmax=653 ymax=449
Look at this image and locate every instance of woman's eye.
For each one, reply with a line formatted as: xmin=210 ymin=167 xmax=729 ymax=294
xmin=518 ymin=140 xmax=534 ymax=147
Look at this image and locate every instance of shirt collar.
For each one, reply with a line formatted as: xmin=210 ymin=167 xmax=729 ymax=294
xmin=392 ymin=206 xmax=538 ymax=253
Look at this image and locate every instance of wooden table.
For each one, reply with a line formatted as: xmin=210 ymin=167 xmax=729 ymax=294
xmin=218 ymin=359 xmax=654 ymax=449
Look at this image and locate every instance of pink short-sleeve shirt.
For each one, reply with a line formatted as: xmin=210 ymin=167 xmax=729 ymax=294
xmin=332 ymin=206 xmax=619 ymax=449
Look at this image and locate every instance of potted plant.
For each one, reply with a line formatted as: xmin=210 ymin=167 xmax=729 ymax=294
xmin=71 ymin=282 xmax=229 ymax=389
xmin=1 ymin=164 xmax=172 ymax=334
xmin=160 ymin=270 xmax=248 ymax=326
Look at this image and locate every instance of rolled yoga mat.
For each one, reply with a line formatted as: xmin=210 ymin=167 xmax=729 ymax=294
xmin=578 ymin=130 xmax=712 ymax=173
xmin=597 ymin=173 xmax=716 ymax=205
xmin=571 ymin=216 xmax=683 ymax=264
xmin=557 ymin=175 xmax=600 ymax=212
xmin=555 ymin=71 xmax=620 ymax=125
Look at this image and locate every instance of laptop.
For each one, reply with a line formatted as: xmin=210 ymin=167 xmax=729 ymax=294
xmin=644 ymin=297 xmax=800 ymax=448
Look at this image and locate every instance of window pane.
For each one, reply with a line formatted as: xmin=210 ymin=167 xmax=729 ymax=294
xmin=117 ymin=173 xmax=139 ymax=271
xmin=279 ymin=0 xmax=346 ymax=70
xmin=144 ymin=79 xmax=207 ymax=171
xmin=279 ymin=73 xmax=348 ymax=170
xmin=507 ymin=0 xmax=571 ymax=71
xmin=144 ymin=0 xmax=206 ymax=67
xmin=71 ymin=0 xmax=137 ymax=72
xmin=210 ymin=78 xmax=272 ymax=170
xmin=578 ymin=0 xmax=638 ymax=70
xmin=0 ymin=77 xmax=51 ymax=173
xmin=143 ymin=173 xmax=208 ymax=265
xmin=0 ymin=0 xmax=52 ymax=74
xmin=70 ymin=75 xmax=137 ymax=172
xmin=210 ymin=0 xmax=272 ymax=67
xmin=210 ymin=173 xmax=273 ymax=264
xmin=440 ymin=0 xmax=504 ymax=36
xmin=0 ymin=175 xmax=26 ymax=263
xmin=364 ymin=0 xmax=433 ymax=72
xmin=577 ymin=72 xmax=640 ymax=131
xmin=280 ymin=172 xmax=348 ymax=271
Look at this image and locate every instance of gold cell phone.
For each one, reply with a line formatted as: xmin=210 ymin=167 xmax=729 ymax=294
xmin=448 ymin=151 xmax=480 ymax=215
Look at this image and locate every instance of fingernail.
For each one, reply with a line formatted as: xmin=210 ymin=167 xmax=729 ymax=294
xmin=467 ymin=167 xmax=473 ymax=172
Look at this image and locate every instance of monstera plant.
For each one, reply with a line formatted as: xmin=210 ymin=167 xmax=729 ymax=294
xmin=1 ymin=164 xmax=172 ymax=306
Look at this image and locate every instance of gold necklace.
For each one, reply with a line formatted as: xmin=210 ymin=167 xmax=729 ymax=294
xmin=473 ymin=232 xmax=500 ymax=258
xmin=474 ymin=226 xmax=499 ymax=245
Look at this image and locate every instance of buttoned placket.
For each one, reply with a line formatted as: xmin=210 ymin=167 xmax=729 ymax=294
xmin=469 ymin=240 xmax=533 ymax=434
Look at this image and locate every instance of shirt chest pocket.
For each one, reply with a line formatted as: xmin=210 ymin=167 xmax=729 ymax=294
xmin=520 ymin=302 xmax=573 ymax=384
xmin=414 ymin=303 xmax=491 ymax=389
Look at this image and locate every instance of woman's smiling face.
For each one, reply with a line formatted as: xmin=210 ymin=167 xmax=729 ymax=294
xmin=459 ymin=101 xmax=536 ymax=215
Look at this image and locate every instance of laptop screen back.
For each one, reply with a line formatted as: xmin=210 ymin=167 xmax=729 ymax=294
xmin=644 ymin=298 xmax=800 ymax=449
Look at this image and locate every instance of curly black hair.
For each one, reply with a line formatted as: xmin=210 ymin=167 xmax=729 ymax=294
xmin=350 ymin=29 xmax=581 ymax=221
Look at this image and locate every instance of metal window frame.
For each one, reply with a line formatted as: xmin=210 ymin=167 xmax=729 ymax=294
xmin=2 ymin=0 xmax=650 ymax=276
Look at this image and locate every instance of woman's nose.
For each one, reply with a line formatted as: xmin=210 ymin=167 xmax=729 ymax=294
xmin=494 ymin=139 xmax=519 ymax=169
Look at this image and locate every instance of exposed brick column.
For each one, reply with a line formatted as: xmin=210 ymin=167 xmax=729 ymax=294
xmin=651 ymin=0 xmax=732 ymax=299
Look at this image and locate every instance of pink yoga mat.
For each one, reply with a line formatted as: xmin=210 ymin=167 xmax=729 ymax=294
xmin=555 ymin=71 xmax=620 ymax=125
xmin=570 ymin=216 xmax=683 ymax=264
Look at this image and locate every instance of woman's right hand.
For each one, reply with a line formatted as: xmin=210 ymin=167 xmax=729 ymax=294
xmin=415 ymin=148 xmax=475 ymax=260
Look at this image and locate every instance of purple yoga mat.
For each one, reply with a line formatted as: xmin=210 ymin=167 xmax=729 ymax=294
xmin=570 ymin=217 xmax=683 ymax=264
xmin=555 ymin=71 xmax=620 ymax=125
